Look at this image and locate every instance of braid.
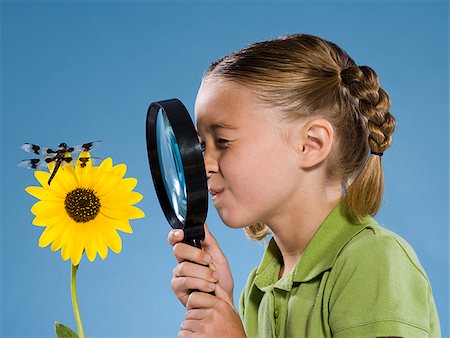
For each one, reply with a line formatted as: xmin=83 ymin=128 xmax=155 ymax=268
xmin=340 ymin=66 xmax=396 ymax=155
xmin=340 ymin=65 xmax=396 ymax=222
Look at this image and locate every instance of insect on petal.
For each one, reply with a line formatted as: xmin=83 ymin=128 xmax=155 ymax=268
xmin=76 ymin=151 xmax=93 ymax=187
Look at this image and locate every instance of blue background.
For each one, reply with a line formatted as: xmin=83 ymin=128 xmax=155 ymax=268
xmin=1 ymin=1 xmax=448 ymax=337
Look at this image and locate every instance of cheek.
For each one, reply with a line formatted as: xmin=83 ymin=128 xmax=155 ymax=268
xmin=220 ymin=147 xmax=264 ymax=190
xmin=217 ymin=141 xmax=299 ymax=228
xmin=220 ymin=141 xmax=299 ymax=204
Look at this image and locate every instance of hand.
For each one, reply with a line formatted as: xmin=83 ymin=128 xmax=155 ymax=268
xmin=178 ymin=290 xmax=246 ymax=338
xmin=168 ymin=224 xmax=234 ymax=307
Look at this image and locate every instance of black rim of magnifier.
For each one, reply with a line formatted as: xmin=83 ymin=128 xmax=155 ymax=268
xmin=146 ymin=99 xmax=208 ymax=248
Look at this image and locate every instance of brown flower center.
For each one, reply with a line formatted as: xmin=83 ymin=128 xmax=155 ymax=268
xmin=65 ymin=188 xmax=101 ymax=223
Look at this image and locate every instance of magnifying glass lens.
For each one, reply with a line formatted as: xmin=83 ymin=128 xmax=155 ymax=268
xmin=156 ymin=108 xmax=187 ymax=223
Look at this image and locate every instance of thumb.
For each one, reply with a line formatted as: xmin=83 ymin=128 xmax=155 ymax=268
xmin=202 ymin=223 xmax=226 ymax=263
xmin=214 ymin=283 xmax=235 ymax=309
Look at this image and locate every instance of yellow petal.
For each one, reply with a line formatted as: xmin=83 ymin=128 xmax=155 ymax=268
xmin=60 ymin=252 xmax=69 ymax=262
xmin=34 ymin=171 xmax=51 ymax=189
xmin=47 ymin=160 xmax=55 ymax=172
xmin=38 ymin=223 xmax=62 ymax=248
xmin=89 ymin=160 xmax=126 ymax=194
xmin=103 ymin=225 xmax=122 ymax=254
xmin=70 ymin=225 xmax=84 ymax=266
xmin=95 ymin=229 xmax=109 ymax=260
xmin=99 ymin=157 xmax=113 ymax=172
xmin=113 ymin=177 xmax=138 ymax=193
xmin=48 ymin=163 xmax=78 ymax=192
xmin=100 ymin=206 xmax=128 ymax=220
xmin=93 ymin=173 xmax=123 ymax=197
xmin=51 ymin=219 xmax=73 ymax=252
xmin=25 ymin=186 xmax=62 ymax=202
xmin=75 ymin=151 xmax=93 ymax=187
xmin=84 ymin=164 xmax=99 ymax=190
xmin=61 ymin=241 xmax=71 ymax=261
xmin=32 ymin=213 xmax=66 ymax=227
xmin=51 ymin=240 xmax=60 ymax=252
xmin=124 ymin=205 xmax=145 ymax=219
xmin=33 ymin=171 xmax=67 ymax=198
xmin=113 ymin=220 xmax=133 ymax=234
xmin=99 ymin=205 xmax=145 ymax=220
xmin=101 ymin=191 xmax=143 ymax=208
xmin=31 ymin=201 xmax=65 ymax=218
xmin=61 ymin=223 xmax=77 ymax=261
xmin=87 ymin=215 xmax=109 ymax=260
xmin=97 ymin=213 xmax=133 ymax=234
xmin=50 ymin=218 xmax=72 ymax=252
xmin=107 ymin=163 xmax=127 ymax=178
xmin=81 ymin=220 xmax=97 ymax=262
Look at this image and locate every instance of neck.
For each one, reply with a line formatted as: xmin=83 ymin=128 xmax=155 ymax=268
xmin=266 ymin=179 xmax=341 ymax=278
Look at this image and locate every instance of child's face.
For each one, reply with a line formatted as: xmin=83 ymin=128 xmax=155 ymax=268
xmin=195 ymin=80 xmax=305 ymax=229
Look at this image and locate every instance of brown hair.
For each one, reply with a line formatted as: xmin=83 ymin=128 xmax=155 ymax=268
xmin=204 ymin=34 xmax=396 ymax=239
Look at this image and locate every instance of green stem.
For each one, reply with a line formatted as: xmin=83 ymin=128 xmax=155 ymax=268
xmin=71 ymin=264 xmax=85 ymax=338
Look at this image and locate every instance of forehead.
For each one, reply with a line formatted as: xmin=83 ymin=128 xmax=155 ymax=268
xmin=194 ymin=80 xmax=261 ymax=130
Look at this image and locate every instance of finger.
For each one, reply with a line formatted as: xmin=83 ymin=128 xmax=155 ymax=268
xmin=168 ymin=229 xmax=184 ymax=246
xmin=171 ymin=276 xmax=216 ymax=294
xmin=180 ymin=319 xmax=202 ymax=333
xmin=174 ymin=261 xmax=219 ymax=283
xmin=186 ymin=291 xmax=218 ymax=310
xmin=185 ymin=309 xmax=208 ymax=320
xmin=202 ymin=224 xmax=229 ymax=265
xmin=173 ymin=242 xmax=212 ymax=265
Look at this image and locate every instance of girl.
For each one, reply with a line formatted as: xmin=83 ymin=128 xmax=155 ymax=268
xmin=167 ymin=34 xmax=441 ymax=337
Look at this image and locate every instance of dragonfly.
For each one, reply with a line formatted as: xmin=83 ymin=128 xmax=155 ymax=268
xmin=18 ymin=141 xmax=102 ymax=185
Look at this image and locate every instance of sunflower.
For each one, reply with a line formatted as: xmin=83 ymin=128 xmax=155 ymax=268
xmin=25 ymin=152 xmax=145 ymax=265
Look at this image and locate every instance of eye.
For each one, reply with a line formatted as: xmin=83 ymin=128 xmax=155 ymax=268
xmin=216 ymin=138 xmax=229 ymax=147
xmin=200 ymin=142 xmax=206 ymax=153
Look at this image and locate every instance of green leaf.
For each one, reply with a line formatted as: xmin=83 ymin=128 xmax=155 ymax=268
xmin=54 ymin=322 xmax=79 ymax=338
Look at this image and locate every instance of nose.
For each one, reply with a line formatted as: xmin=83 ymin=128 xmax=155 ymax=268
xmin=203 ymin=147 xmax=219 ymax=178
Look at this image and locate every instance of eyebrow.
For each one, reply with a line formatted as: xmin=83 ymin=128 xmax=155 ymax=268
xmin=209 ymin=123 xmax=238 ymax=131
xmin=196 ymin=121 xmax=238 ymax=139
xmin=197 ymin=123 xmax=237 ymax=136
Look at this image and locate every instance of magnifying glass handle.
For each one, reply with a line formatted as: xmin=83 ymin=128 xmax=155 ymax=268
xmin=183 ymin=238 xmax=202 ymax=249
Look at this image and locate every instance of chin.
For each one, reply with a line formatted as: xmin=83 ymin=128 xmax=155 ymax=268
xmin=216 ymin=209 xmax=255 ymax=229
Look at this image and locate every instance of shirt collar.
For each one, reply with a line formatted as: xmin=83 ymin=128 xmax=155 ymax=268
xmin=254 ymin=203 xmax=376 ymax=291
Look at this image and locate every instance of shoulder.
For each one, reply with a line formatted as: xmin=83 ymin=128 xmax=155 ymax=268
xmin=334 ymin=222 xmax=428 ymax=283
xmin=327 ymin=222 xmax=439 ymax=337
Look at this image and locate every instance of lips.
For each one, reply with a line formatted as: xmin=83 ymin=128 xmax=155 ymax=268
xmin=208 ymin=187 xmax=225 ymax=201
xmin=208 ymin=187 xmax=225 ymax=196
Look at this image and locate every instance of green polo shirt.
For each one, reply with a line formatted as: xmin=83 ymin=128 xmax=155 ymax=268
xmin=239 ymin=204 xmax=441 ymax=337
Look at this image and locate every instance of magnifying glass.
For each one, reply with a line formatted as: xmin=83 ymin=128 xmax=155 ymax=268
xmin=146 ymin=99 xmax=208 ymax=249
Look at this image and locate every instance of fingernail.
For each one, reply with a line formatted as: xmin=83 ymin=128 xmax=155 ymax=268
xmin=173 ymin=229 xmax=181 ymax=237
xmin=209 ymin=283 xmax=216 ymax=290
xmin=213 ymin=271 xmax=220 ymax=280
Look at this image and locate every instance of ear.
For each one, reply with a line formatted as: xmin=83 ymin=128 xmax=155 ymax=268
xmin=298 ymin=118 xmax=334 ymax=169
